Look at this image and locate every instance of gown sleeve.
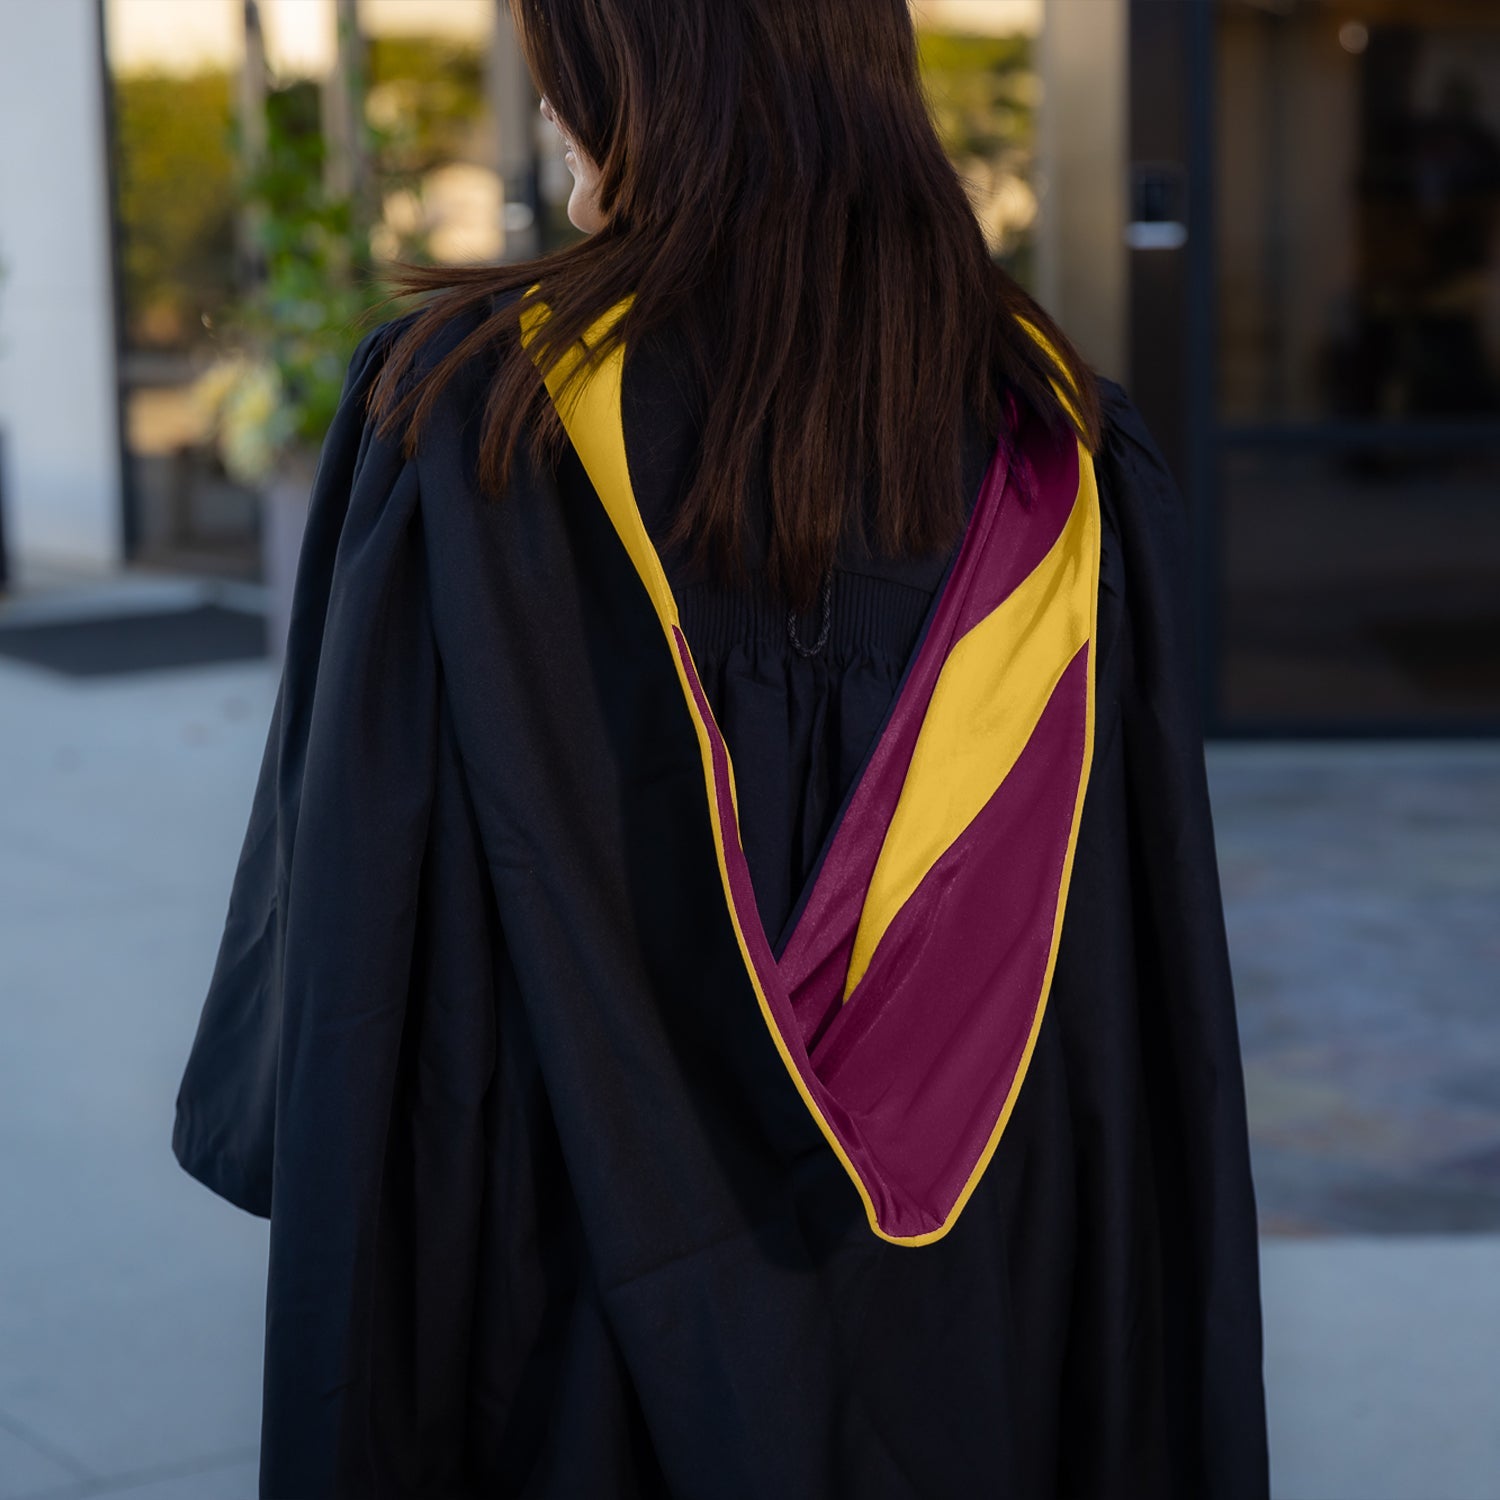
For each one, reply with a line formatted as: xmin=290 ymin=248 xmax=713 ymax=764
xmin=1093 ymin=377 xmax=1270 ymax=1495
xmin=170 ymin=314 xmax=437 ymax=1219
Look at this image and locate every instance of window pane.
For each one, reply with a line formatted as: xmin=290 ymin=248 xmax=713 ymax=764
xmin=1220 ymin=444 xmax=1500 ymax=725
xmin=1217 ymin=0 xmax=1500 ymax=424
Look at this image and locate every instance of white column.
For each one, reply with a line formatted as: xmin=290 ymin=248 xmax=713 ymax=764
xmin=0 ymin=0 xmax=125 ymax=581
xmin=1036 ymin=0 xmax=1129 ymax=383
xmin=490 ymin=0 xmax=538 ymax=261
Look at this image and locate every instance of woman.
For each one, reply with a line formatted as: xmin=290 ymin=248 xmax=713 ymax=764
xmin=172 ymin=1 xmax=1268 ymax=1495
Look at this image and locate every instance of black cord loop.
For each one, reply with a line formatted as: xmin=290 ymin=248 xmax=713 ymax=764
xmin=786 ymin=567 xmax=834 ymax=658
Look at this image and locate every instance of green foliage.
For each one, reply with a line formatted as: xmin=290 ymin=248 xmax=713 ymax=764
xmin=366 ymin=36 xmax=487 ymax=178
xmin=119 ymin=31 xmax=490 ymax=481
xmin=217 ymin=69 xmax=430 ymax=470
xmin=916 ymin=29 xmax=1036 ymax=163
xmin=915 ymin=27 xmax=1040 ymax=280
xmin=112 ymin=70 xmax=238 ymax=348
xmin=236 ymin=79 xmax=371 ymax=453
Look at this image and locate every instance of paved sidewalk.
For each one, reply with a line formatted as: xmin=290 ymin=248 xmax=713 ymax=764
xmin=0 ymin=654 xmax=271 ymax=1499
xmin=1209 ymin=742 xmax=1500 ymax=1234
xmin=1260 ymin=1235 xmax=1500 ymax=1500
xmin=1 ymin=643 xmax=1497 ymax=1498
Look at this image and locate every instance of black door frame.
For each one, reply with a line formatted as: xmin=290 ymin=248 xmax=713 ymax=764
xmin=1126 ymin=0 xmax=1217 ymax=728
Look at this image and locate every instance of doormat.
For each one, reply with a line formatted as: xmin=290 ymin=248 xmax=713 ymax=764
xmin=0 ymin=602 xmax=268 ymax=678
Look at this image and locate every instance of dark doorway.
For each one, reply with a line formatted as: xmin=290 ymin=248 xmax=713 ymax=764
xmin=1131 ymin=0 xmax=1500 ymax=735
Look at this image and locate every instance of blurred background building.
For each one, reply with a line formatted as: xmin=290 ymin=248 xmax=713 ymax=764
xmin=0 ymin=0 xmax=1493 ymax=731
xmin=0 ymin=6 xmax=1497 ymax=1496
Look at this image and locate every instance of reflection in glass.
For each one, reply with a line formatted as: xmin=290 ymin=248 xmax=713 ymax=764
xmin=103 ymin=0 xmax=500 ymax=576
xmin=1214 ymin=0 xmax=1500 ymax=730
xmin=1217 ymin=1 xmax=1500 ymax=423
xmin=1221 ymin=445 xmax=1500 ymax=725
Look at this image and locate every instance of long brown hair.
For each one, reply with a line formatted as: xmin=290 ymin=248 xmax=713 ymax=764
xmin=365 ymin=0 xmax=1102 ymax=611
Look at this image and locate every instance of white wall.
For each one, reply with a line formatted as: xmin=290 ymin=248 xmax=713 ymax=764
xmin=0 ymin=0 xmax=124 ymax=579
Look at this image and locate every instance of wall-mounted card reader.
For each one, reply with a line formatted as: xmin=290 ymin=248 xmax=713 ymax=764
xmin=1127 ymin=162 xmax=1189 ymax=250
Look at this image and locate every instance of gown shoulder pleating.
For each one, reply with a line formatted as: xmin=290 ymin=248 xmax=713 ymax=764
xmin=171 ymin=305 xmax=1268 ymax=1500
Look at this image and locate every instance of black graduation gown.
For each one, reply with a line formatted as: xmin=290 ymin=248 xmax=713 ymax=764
xmin=171 ymin=302 xmax=1268 ymax=1500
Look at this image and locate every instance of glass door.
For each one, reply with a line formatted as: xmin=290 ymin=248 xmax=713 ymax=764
xmin=1214 ymin=0 xmax=1500 ymax=731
